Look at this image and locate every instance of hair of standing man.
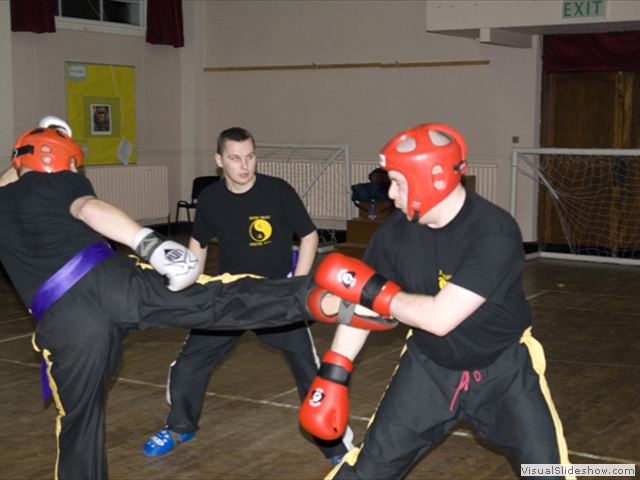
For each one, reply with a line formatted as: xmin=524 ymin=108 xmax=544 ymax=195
xmin=216 ymin=127 xmax=256 ymax=155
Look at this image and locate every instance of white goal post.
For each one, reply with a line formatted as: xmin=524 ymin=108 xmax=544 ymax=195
xmin=511 ymin=147 xmax=640 ymax=265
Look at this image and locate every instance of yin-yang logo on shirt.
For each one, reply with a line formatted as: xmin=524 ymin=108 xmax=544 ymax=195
xmin=249 ymin=218 xmax=273 ymax=243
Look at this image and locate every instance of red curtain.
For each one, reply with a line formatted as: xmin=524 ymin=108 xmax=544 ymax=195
xmin=543 ymin=31 xmax=640 ymax=72
xmin=146 ymin=0 xmax=184 ymax=48
xmin=10 ymin=0 xmax=56 ymax=33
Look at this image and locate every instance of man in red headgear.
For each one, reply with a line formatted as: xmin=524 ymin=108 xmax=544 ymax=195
xmin=299 ymin=124 xmax=574 ymax=479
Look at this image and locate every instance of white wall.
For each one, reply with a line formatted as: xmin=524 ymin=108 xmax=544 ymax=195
xmin=0 ymin=2 xmax=15 ymax=172
xmin=5 ymin=1 xmax=543 ymax=240
xmin=201 ymin=1 xmax=541 ymax=240
xmin=9 ymin=26 xmax=186 ymax=212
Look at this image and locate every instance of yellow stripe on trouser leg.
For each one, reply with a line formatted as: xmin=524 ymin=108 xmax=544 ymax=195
xmin=520 ymin=327 xmax=576 ymax=480
xmin=324 ymin=330 xmax=413 ymax=480
xmin=132 ymin=256 xmax=263 ymax=285
xmin=32 ymin=335 xmax=66 ymax=480
xmin=196 ymin=272 xmax=263 ymax=285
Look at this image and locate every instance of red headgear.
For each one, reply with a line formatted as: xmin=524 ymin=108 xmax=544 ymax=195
xmin=379 ymin=123 xmax=467 ymax=222
xmin=12 ymin=127 xmax=84 ymax=173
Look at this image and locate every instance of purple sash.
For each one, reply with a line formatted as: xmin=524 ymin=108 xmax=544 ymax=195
xmin=30 ymin=242 xmax=117 ymax=401
xmin=287 ymin=250 xmax=299 ymax=278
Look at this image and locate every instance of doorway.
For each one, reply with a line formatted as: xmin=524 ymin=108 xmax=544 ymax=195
xmin=539 ymin=46 xmax=640 ymax=257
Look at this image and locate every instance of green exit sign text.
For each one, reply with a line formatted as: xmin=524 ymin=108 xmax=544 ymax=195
xmin=562 ymin=0 xmax=606 ymax=19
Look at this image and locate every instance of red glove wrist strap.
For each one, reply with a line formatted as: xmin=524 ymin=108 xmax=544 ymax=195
xmin=360 ymin=272 xmax=388 ymax=309
xmin=317 ymin=362 xmax=351 ymax=387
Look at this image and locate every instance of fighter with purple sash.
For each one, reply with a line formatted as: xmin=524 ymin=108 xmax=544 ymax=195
xmin=0 ymin=118 xmax=327 ymax=480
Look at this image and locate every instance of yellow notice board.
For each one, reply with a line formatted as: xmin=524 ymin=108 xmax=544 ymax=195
xmin=66 ymin=63 xmax=136 ymax=165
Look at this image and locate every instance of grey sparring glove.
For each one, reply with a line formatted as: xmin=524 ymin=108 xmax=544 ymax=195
xmin=132 ymin=228 xmax=200 ymax=291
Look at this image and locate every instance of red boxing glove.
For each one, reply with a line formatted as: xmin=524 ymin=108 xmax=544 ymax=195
xmin=307 ymin=288 xmax=398 ymax=331
xmin=299 ymin=351 xmax=352 ymax=441
xmin=315 ymin=252 xmax=402 ymax=317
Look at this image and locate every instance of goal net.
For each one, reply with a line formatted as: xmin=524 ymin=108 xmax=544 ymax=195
xmin=511 ymin=148 xmax=640 ymax=263
xmin=255 ymin=143 xmax=353 ymax=247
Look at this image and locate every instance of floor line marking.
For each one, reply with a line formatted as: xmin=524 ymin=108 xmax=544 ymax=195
xmin=3 ymin=359 xmax=637 ymax=466
xmin=0 ymin=357 xmax=39 ymax=367
xmin=0 ymin=333 xmax=33 ymax=344
xmin=117 ymin=377 xmax=303 ymax=411
xmin=117 ymin=377 xmax=371 ymax=420
xmin=0 ymin=316 xmax=33 ymax=325
xmin=114 ymin=377 xmax=638 ymax=465
xmin=526 ymin=290 xmax=550 ymax=301
xmin=448 ymin=430 xmax=639 ymax=465
xmin=549 ymin=359 xmax=640 ymax=368
xmin=267 ymin=387 xmax=299 ymax=400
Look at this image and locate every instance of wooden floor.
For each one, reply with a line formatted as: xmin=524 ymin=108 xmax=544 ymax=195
xmin=1 ymin=240 xmax=639 ymax=479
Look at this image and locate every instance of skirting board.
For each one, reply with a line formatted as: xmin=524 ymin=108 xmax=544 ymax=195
xmin=525 ymin=251 xmax=640 ymax=267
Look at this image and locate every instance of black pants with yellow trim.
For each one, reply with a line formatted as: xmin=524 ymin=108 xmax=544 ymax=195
xmin=166 ymin=323 xmax=353 ymax=458
xmin=330 ymin=329 xmax=573 ymax=480
xmin=33 ymin=255 xmax=316 ymax=480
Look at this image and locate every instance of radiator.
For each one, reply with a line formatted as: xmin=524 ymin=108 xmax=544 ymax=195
xmin=258 ymin=159 xmax=358 ymax=230
xmin=466 ymin=164 xmax=498 ymax=204
xmin=258 ymin=160 xmax=498 ymax=229
xmin=84 ymin=165 xmax=169 ymax=226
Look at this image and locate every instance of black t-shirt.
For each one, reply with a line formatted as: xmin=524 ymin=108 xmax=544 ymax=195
xmin=192 ymin=174 xmax=317 ymax=279
xmin=363 ymin=189 xmax=532 ymax=370
xmin=0 ymin=171 xmax=103 ymax=306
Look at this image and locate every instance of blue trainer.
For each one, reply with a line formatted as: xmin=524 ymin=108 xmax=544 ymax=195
xmin=143 ymin=428 xmax=195 ymax=456
xmin=330 ymin=455 xmax=344 ymax=466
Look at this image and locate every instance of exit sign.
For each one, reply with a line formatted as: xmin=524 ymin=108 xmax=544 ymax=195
xmin=562 ymin=0 xmax=607 ymax=19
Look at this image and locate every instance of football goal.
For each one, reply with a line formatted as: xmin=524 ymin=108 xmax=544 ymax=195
xmin=511 ymin=148 xmax=640 ymax=265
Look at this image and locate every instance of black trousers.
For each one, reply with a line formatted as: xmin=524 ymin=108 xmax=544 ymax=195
xmin=330 ymin=329 xmax=573 ymax=480
xmin=33 ymin=255 xmax=316 ymax=480
xmin=165 ymin=323 xmax=353 ymax=459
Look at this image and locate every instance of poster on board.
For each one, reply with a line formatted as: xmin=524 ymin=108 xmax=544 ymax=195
xmin=66 ymin=63 xmax=136 ymax=165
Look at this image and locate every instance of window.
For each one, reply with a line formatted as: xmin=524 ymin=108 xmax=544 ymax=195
xmin=54 ymin=0 xmax=146 ymax=35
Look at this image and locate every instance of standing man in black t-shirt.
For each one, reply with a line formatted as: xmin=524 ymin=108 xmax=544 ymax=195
xmin=143 ymin=127 xmax=353 ymax=464
xmin=298 ymin=124 xmax=574 ymax=479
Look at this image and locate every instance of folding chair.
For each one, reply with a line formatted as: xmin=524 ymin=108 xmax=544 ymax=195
xmin=175 ymin=176 xmax=220 ymax=228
